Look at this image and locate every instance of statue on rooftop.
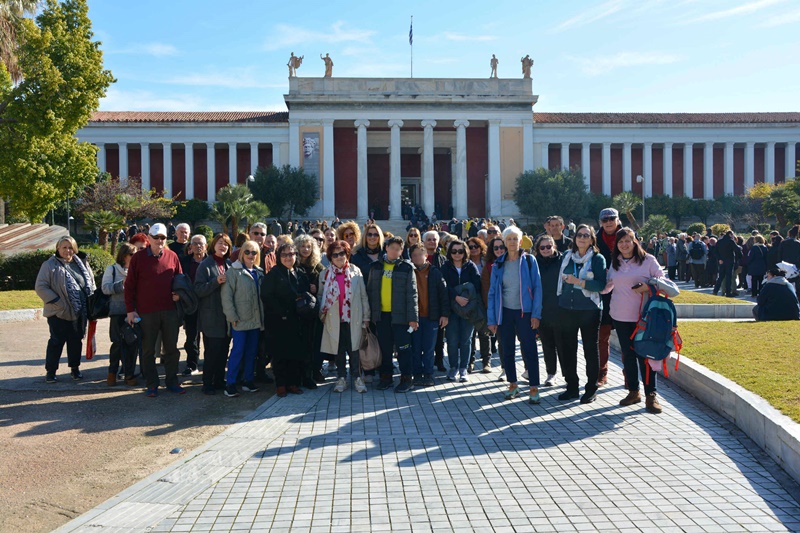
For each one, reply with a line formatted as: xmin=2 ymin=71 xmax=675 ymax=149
xmin=287 ymin=52 xmax=304 ymax=77
xmin=320 ymin=53 xmax=334 ymax=77
xmin=490 ymin=54 xmax=498 ymax=78
xmin=521 ymin=54 xmax=534 ymax=79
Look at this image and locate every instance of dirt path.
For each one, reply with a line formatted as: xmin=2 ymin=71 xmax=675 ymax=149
xmin=0 ymin=318 xmax=272 ymax=533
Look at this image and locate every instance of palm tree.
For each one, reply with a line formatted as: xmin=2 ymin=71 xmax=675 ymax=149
xmin=0 ymin=0 xmax=41 ymax=83
xmin=612 ymin=191 xmax=643 ymax=229
xmin=211 ymin=184 xmax=269 ymax=238
xmin=83 ymin=209 xmax=126 ymax=255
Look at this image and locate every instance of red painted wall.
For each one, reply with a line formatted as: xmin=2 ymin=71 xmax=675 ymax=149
xmin=236 ymin=147 xmax=250 ymax=184
xmin=367 ymin=154 xmax=390 ymax=219
xmin=652 ymin=147 xmax=663 ymax=196
xmin=610 ymin=146 xmax=622 ymax=196
xmin=173 ymin=147 xmax=185 ymax=200
xmin=776 ymin=145 xmax=786 ymax=183
xmin=215 ymin=147 xmax=228 ymax=192
xmin=589 ymin=147 xmax=602 ymax=194
xmin=128 ymin=147 xmax=141 ymax=178
xmin=401 ymin=153 xmax=421 ymax=177
xmin=434 ymin=153 xmax=452 ymax=218
xmin=673 ymin=147 xmax=685 ymax=197
xmin=692 ymin=147 xmax=705 ymax=199
xmin=713 ymin=147 xmax=724 ymax=197
xmin=734 ymin=147 xmax=745 ymax=195
xmin=150 ymin=147 xmax=163 ymax=192
xmin=106 ymin=147 xmax=119 ymax=178
xmin=334 ymin=127 xmax=358 ymax=219
xmin=569 ymin=147 xmax=581 ymax=170
xmin=631 ymin=147 xmax=643 ymax=195
xmin=755 ymin=146 xmax=765 ymax=184
xmin=548 ymin=145 xmax=560 ymax=170
xmin=466 ymin=127 xmax=488 ymax=217
xmin=257 ymin=145 xmax=273 ymax=169
xmin=194 ymin=147 xmax=208 ymax=201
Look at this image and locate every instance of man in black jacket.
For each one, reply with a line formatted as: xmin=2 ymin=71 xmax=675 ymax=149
xmin=595 ymin=208 xmax=621 ymax=387
xmin=779 ymin=225 xmax=800 ymax=292
xmin=714 ymin=230 xmax=742 ymax=297
xmin=179 ymin=234 xmax=207 ymax=375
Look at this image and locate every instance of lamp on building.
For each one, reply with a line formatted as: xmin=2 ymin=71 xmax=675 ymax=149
xmin=636 ymin=174 xmax=646 ymax=224
xmin=247 ymin=174 xmax=255 ymax=188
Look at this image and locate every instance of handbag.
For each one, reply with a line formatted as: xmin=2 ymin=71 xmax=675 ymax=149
xmin=359 ymin=327 xmax=382 ymax=371
xmin=87 ymin=268 xmax=114 ymax=321
xmin=295 ymin=291 xmax=317 ymax=320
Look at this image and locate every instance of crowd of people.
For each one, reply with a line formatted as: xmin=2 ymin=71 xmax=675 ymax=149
xmin=34 ymin=209 xmax=800 ymax=410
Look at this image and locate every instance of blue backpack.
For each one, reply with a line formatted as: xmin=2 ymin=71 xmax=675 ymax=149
xmin=631 ymin=285 xmax=682 ymax=382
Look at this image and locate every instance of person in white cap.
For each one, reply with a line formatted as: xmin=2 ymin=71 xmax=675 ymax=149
xmin=125 ymin=222 xmax=185 ymax=397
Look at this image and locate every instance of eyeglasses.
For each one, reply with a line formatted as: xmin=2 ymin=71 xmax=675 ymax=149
xmin=493 ymin=245 xmax=506 ymax=251
xmin=539 ymin=245 xmax=553 ymax=250
xmin=151 ymin=235 xmax=167 ymax=240
xmin=487 ymin=229 xmax=498 ymax=234
xmin=281 ymin=252 xmax=297 ymax=257
xmin=451 ymin=249 xmax=465 ymax=255
xmin=575 ymin=233 xmax=592 ymax=239
xmin=330 ymin=251 xmax=347 ymax=259
xmin=601 ymin=217 xmax=617 ymax=223
xmin=314 ymin=238 xmax=324 ymax=243
xmin=366 ymin=232 xmax=380 ymax=238
xmin=468 ymin=244 xmax=481 ymax=250
xmin=243 ymin=250 xmax=258 ymax=256
xmin=343 ymin=233 xmax=355 ymax=239
xmin=251 ymin=231 xmax=265 ymax=236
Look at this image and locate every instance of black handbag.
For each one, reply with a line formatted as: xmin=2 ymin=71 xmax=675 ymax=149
xmin=88 ymin=268 xmax=114 ymax=321
xmin=295 ymin=292 xmax=317 ymax=319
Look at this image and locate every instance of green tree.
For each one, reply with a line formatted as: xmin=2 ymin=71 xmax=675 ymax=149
xmin=691 ymin=199 xmax=717 ymax=226
xmin=513 ymin=168 xmax=590 ymax=224
xmin=639 ymin=214 xmax=672 ymax=241
xmin=0 ymin=0 xmax=40 ymax=83
xmin=82 ymin=209 xmax=125 ymax=252
xmin=174 ymin=198 xmax=211 ymax=227
xmin=762 ymin=184 xmax=800 ymax=229
xmin=668 ymin=196 xmax=695 ymax=230
xmin=250 ymin=165 xmax=319 ymax=220
xmin=585 ymin=192 xmax=612 ymax=224
xmin=211 ymin=184 xmax=269 ymax=237
xmin=612 ymin=191 xmax=642 ymax=229
xmin=0 ymin=0 xmax=114 ymax=222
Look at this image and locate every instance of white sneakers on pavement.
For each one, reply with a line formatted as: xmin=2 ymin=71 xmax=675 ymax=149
xmin=355 ymin=377 xmax=367 ymax=393
xmin=334 ymin=377 xmax=347 ymax=393
xmin=544 ymin=373 xmax=557 ymax=386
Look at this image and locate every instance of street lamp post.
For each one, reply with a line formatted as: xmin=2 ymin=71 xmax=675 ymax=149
xmin=68 ymin=216 xmax=74 ymax=236
xmin=636 ymin=174 xmax=645 ymax=225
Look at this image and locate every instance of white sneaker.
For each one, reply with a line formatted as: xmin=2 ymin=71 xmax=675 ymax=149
xmin=447 ymin=368 xmax=458 ymax=381
xmin=334 ymin=377 xmax=347 ymax=393
xmin=363 ymin=374 xmax=374 ymax=384
xmin=522 ymin=370 xmax=529 ymax=380
xmin=497 ymin=369 xmax=506 ymax=382
xmin=355 ymin=377 xmax=367 ymax=393
xmin=544 ymin=373 xmax=556 ymax=386
xmin=459 ymin=369 xmax=469 ymax=383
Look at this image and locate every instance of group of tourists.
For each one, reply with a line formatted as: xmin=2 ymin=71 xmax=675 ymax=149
xmin=34 ymin=206 xmax=800 ymax=411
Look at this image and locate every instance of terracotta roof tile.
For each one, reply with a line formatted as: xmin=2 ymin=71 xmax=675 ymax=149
xmin=90 ymin=111 xmax=289 ymax=123
xmin=534 ymin=112 xmax=800 ymax=124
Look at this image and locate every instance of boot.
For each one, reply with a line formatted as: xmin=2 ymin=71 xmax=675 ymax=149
xmin=481 ymin=356 xmax=492 ymax=374
xmin=107 ymin=372 xmax=117 ymax=386
xmin=646 ymin=392 xmax=663 ymax=414
xmin=619 ymin=390 xmax=641 ymax=406
xmin=125 ymin=377 xmax=138 ymax=387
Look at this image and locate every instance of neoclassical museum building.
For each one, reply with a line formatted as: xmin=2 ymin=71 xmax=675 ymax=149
xmin=77 ymin=77 xmax=800 ymax=220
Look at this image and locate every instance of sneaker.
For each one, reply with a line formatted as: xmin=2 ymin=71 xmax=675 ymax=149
xmin=145 ymin=387 xmax=158 ymax=398
xmin=394 ymin=378 xmax=414 ymax=393
xmin=558 ymin=389 xmax=579 ymax=401
xmin=481 ymin=361 xmax=492 ymax=374
xmin=355 ymin=377 xmax=367 ymax=393
xmin=334 ymin=377 xmax=347 ymax=393
xmin=497 ymin=369 xmax=506 ymax=382
xmin=224 ymin=385 xmax=240 ymax=398
xmin=363 ymin=374 xmax=374 ymax=384
xmin=522 ymin=370 xmax=529 ymax=380
xmin=422 ymin=374 xmax=435 ymax=387
xmin=544 ymin=374 xmax=556 ymax=387
xmin=646 ymin=392 xmax=663 ymax=414
xmin=447 ymin=368 xmax=458 ymax=381
xmin=413 ymin=374 xmax=424 ymax=386
xmin=376 ymin=378 xmax=393 ymax=391
xmin=241 ymin=381 xmax=259 ymax=393
xmin=182 ymin=367 xmax=194 ymax=376
xmin=166 ymin=384 xmax=187 ymax=395
xmin=71 ymin=369 xmax=83 ymax=380
xmin=202 ymin=385 xmax=216 ymax=395
xmin=458 ymin=369 xmax=469 ymax=383
xmin=46 ymin=373 xmax=57 ymax=383
xmin=313 ymin=370 xmax=326 ymax=384
xmin=580 ymin=387 xmax=598 ymax=404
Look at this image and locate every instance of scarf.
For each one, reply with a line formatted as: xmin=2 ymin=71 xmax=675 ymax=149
xmin=320 ymin=261 xmax=353 ymax=321
xmin=59 ymin=256 xmax=93 ymax=331
xmin=556 ymin=249 xmax=601 ymax=308
xmin=382 ymin=253 xmax=401 ymax=265
xmin=364 ymin=245 xmax=382 ymax=255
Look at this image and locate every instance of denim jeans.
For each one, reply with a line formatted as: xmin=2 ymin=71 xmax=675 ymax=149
xmin=377 ymin=312 xmax=413 ymax=378
xmin=227 ymin=328 xmax=259 ymax=385
xmin=498 ymin=307 xmax=540 ymax=385
xmin=412 ymin=317 xmax=439 ymax=376
xmin=45 ymin=315 xmax=84 ymax=374
xmin=446 ymin=313 xmax=474 ymax=370
xmin=613 ymin=319 xmax=656 ymax=394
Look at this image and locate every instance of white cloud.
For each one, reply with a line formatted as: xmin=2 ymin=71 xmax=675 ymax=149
xmin=263 ymin=21 xmax=376 ymax=51
xmin=551 ymin=0 xmax=625 ymax=32
xmin=681 ymin=0 xmax=786 ymax=23
xmin=568 ymin=51 xmax=682 ymax=76
xmin=759 ymin=6 xmax=800 ymax=26
xmin=164 ymin=67 xmax=286 ymax=89
xmin=110 ymin=43 xmax=179 ymax=57
xmin=443 ymin=32 xmax=496 ymax=42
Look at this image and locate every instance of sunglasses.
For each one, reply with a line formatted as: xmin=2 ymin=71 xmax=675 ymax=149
xmin=493 ymin=245 xmax=506 ymax=251
xmin=468 ymin=244 xmax=481 ymax=250
xmin=576 ymin=233 xmax=592 ymax=239
xmin=151 ymin=235 xmax=167 ymax=240
xmin=344 ymin=233 xmax=355 ymax=238
xmin=314 ymin=238 xmax=324 ymax=243
xmin=243 ymin=250 xmax=258 ymax=256
xmin=487 ymin=229 xmax=498 ymax=234
xmin=451 ymin=249 xmax=465 ymax=255
xmin=367 ymin=232 xmax=380 ymax=238
xmin=539 ymin=245 xmax=553 ymax=250
xmin=330 ymin=251 xmax=347 ymax=259
xmin=281 ymin=252 xmax=297 ymax=257
xmin=601 ymin=217 xmax=617 ymax=223
xmin=251 ymin=231 xmax=265 ymax=236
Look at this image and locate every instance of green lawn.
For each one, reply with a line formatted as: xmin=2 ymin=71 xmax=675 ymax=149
xmin=679 ymin=321 xmax=800 ymax=423
xmin=673 ymin=291 xmax=750 ymax=305
xmin=0 ymin=290 xmax=42 ymax=311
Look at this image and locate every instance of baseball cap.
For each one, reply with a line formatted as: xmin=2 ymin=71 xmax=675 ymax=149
xmin=599 ymin=208 xmax=619 ymax=220
xmin=149 ymin=223 xmax=168 ymax=237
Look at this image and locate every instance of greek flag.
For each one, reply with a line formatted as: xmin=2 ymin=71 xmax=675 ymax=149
xmin=409 ymin=21 xmax=413 ymax=45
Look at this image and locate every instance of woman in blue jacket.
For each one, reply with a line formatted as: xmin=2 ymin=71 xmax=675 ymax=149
xmin=556 ymin=224 xmax=607 ymax=404
xmin=487 ymin=226 xmax=543 ymax=403
xmin=441 ymin=239 xmax=482 ymax=383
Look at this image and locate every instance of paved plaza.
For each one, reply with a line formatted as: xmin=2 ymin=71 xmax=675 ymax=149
xmin=57 ymin=340 xmax=800 ymax=533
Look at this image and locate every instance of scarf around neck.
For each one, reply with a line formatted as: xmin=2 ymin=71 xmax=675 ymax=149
xmin=556 ymin=249 xmax=601 ymax=307
xmin=320 ymin=261 xmax=353 ymax=321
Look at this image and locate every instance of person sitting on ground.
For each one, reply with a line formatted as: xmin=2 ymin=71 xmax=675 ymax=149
xmin=753 ymin=265 xmax=800 ymax=321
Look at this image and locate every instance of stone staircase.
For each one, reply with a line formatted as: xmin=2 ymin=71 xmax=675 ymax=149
xmin=0 ymin=223 xmax=69 ymax=256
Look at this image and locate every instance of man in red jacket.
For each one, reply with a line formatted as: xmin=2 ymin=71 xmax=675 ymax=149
xmin=126 ymin=223 xmax=184 ymax=397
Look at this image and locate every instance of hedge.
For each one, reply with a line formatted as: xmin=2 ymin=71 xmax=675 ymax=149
xmin=0 ymin=245 xmax=114 ymax=291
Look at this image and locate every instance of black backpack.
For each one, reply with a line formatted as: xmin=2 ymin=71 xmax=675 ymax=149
xmin=689 ymin=242 xmax=704 ymax=260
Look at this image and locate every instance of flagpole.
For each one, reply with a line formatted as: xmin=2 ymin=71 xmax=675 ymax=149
xmin=410 ymin=15 xmax=413 ymax=78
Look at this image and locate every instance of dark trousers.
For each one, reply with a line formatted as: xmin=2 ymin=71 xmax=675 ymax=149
xmin=183 ymin=312 xmax=200 ymax=370
xmin=412 ymin=317 xmax=438 ymax=376
xmin=434 ymin=327 xmax=445 ymax=368
xmin=377 ymin=312 xmax=413 ymax=378
xmin=677 ymin=260 xmax=688 ymax=281
xmin=273 ymin=358 xmax=303 ymax=387
xmin=598 ymin=323 xmax=612 ymax=382
xmin=45 ymin=316 xmax=84 ymax=374
xmin=751 ymin=275 xmax=764 ymax=297
xmin=613 ymin=320 xmax=656 ymax=394
xmin=714 ymin=260 xmax=735 ymax=295
xmin=690 ymin=263 xmax=706 ymax=288
xmin=470 ymin=329 xmax=491 ymax=367
xmin=538 ymin=318 xmax=562 ymax=376
xmin=667 ymin=266 xmax=677 ymax=280
xmin=558 ymin=307 xmax=600 ymax=393
xmin=202 ymin=335 xmax=230 ymax=389
xmin=498 ymin=307 xmax=539 ymax=386
xmin=140 ymin=309 xmax=181 ymax=389
xmin=109 ymin=314 xmax=136 ymax=378
xmin=334 ymin=322 xmax=359 ymax=378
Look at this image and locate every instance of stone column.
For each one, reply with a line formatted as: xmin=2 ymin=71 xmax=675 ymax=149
xmin=684 ymin=143 xmax=693 ymax=199
xmin=522 ymin=120 xmax=534 ymax=172
xmin=184 ymin=143 xmax=194 ymax=200
xmin=96 ymin=143 xmax=106 ymax=174
xmin=704 ymin=142 xmax=714 ymax=199
xmin=118 ymin=142 xmax=128 ymax=180
xmin=140 ymin=143 xmax=150 ymax=191
xmin=163 ymin=142 xmax=172 ymax=198
xmin=602 ymin=142 xmax=611 ymax=196
xmin=206 ymin=142 xmax=216 ymax=202
xmin=561 ymin=142 xmax=570 ymax=170
xmin=623 ymin=142 xmax=632 ymax=191
xmin=765 ymin=141 xmax=776 ymax=184
xmin=454 ymin=120 xmax=469 ymax=219
xmin=786 ymin=142 xmax=797 ymax=180
xmin=388 ymin=119 xmax=404 ymax=220
xmin=744 ymin=142 xmax=755 ymax=190
xmin=355 ymin=119 xmax=370 ymax=220
xmin=322 ymin=119 xmax=335 ymax=218
xmin=643 ymin=142 xmax=653 ymax=198
xmin=228 ymin=142 xmax=237 ymax=186
xmin=421 ymin=119 xmax=437 ymax=219
xmin=271 ymin=142 xmax=282 ymax=167
xmin=487 ymin=121 xmax=501 ymax=217
xmin=279 ymin=143 xmax=289 ymax=168
xmin=288 ymin=121 xmax=300 ymax=167
xmin=541 ymin=143 xmax=549 ymax=170
xmin=663 ymin=142 xmax=673 ymax=197
xmin=581 ymin=142 xmax=591 ymax=190
xmin=250 ymin=142 xmax=259 ymax=174
xmin=724 ymin=142 xmax=734 ymax=195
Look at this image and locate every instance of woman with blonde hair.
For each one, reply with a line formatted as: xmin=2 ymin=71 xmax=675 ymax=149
xmin=295 ymin=233 xmax=325 ymax=385
xmin=351 ymin=222 xmax=384 ymax=278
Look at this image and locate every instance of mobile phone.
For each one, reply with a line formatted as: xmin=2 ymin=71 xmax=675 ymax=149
xmin=632 ymin=282 xmax=643 ymax=289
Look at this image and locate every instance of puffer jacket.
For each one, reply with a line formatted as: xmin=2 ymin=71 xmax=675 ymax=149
xmin=221 ymin=261 xmax=265 ymax=332
xmin=101 ymin=263 xmax=127 ymax=316
xmin=413 ymin=263 xmax=450 ymax=321
xmin=487 ymin=252 xmax=542 ymax=326
xmin=367 ymin=258 xmax=418 ymax=324
xmin=35 ymin=255 xmax=95 ymax=321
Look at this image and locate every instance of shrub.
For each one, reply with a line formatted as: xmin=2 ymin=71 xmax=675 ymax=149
xmin=710 ymin=223 xmax=731 ymax=237
xmin=754 ymin=223 xmax=772 ymax=235
xmin=81 ymin=245 xmax=115 ymax=286
xmin=686 ymin=222 xmax=706 ymax=236
xmin=195 ymin=225 xmax=214 ymax=242
xmin=0 ymin=250 xmax=53 ymax=290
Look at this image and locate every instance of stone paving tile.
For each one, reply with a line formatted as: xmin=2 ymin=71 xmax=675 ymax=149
xmin=57 ymin=342 xmax=800 ymax=533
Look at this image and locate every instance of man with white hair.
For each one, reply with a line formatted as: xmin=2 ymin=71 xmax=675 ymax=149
xmin=169 ymin=223 xmax=191 ymax=258
xmin=477 ymin=229 xmax=488 ymax=243
xmin=231 ymin=222 xmax=276 ymax=272
xmin=422 ymin=230 xmax=447 ymax=371
xmin=179 ymin=233 xmax=207 ymax=375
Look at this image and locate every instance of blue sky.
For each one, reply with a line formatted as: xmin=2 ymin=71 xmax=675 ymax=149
xmin=88 ymin=0 xmax=800 ymax=113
